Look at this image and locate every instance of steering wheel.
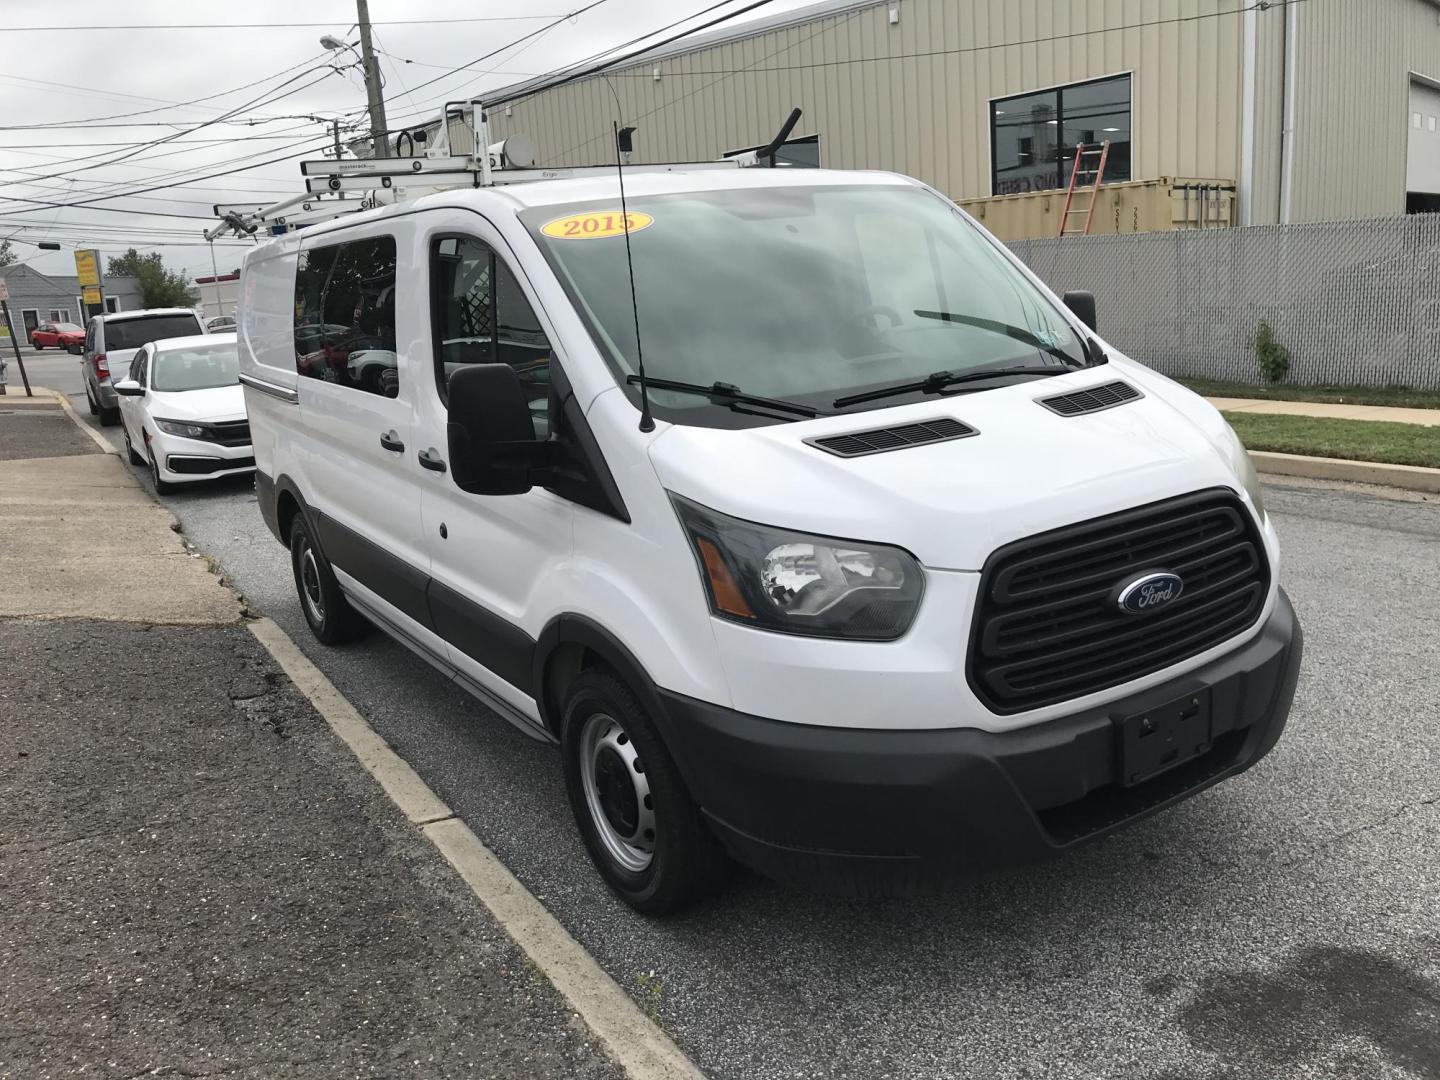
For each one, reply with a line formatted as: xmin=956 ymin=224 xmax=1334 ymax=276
xmin=846 ymin=305 xmax=903 ymax=332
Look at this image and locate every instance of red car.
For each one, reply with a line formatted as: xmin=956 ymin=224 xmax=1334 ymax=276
xmin=31 ymin=321 xmax=85 ymax=350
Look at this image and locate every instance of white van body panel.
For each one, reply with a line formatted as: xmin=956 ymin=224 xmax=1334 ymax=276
xmin=236 ymin=172 xmax=1278 ymax=735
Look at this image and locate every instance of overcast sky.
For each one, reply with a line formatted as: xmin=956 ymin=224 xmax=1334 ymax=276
xmin=0 ymin=0 xmax=813 ymax=281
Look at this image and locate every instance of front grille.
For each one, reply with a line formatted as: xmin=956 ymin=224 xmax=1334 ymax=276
xmin=968 ymin=490 xmax=1269 ymax=714
xmin=1038 ymin=380 xmax=1142 ymax=417
xmin=807 ymin=417 xmax=977 ymax=458
xmin=167 ymin=455 xmax=255 ymax=475
xmin=207 ymin=419 xmax=251 ymax=446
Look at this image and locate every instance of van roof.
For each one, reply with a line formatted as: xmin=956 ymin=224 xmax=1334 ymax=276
xmin=281 ymin=166 xmax=920 ymax=247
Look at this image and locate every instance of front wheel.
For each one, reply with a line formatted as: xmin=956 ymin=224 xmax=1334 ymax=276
xmin=148 ymin=445 xmax=176 ymax=495
xmin=288 ymin=514 xmax=366 ymax=645
xmin=124 ymin=427 xmax=143 ymax=465
xmin=561 ymin=669 xmax=730 ymax=915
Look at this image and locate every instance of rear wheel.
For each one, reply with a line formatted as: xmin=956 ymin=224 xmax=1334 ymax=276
xmin=561 ymin=668 xmax=730 ymax=914
xmin=288 ymin=514 xmax=366 ymax=645
xmin=33 ymin=342 xmax=44 ymax=351
xmin=85 ymin=384 xmax=99 ymax=416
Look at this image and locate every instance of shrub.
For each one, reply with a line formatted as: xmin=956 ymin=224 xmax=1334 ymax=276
xmin=1255 ymin=320 xmax=1291 ymax=383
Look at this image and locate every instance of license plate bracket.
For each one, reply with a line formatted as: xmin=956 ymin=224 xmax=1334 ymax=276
xmin=1117 ymin=688 xmax=1213 ymax=787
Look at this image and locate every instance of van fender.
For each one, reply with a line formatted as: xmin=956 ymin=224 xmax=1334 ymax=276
xmin=531 ymin=613 xmax=670 ymax=738
xmin=260 ymin=471 xmax=323 ymax=554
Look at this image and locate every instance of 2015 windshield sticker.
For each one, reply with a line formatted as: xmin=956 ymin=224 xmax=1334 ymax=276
xmin=541 ymin=210 xmax=653 ymax=240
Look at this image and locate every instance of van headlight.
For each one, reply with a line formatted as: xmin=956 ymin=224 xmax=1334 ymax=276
xmin=670 ymin=495 xmax=924 ymax=640
xmin=1223 ymin=422 xmax=1267 ymax=520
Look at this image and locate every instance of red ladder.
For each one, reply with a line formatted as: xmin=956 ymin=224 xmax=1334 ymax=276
xmin=1058 ymin=141 xmax=1111 ymax=237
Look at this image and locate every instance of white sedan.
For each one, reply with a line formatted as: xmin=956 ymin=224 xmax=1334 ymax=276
xmin=112 ymin=333 xmax=254 ymax=494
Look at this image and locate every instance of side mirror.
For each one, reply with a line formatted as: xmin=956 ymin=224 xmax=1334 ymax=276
xmin=113 ymin=379 xmax=144 ymax=397
xmin=446 ymin=364 xmax=547 ymax=496
xmin=1062 ymin=290 xmax=1097 ymax=332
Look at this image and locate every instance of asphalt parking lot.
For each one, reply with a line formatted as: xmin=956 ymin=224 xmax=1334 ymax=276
xmin=58 ymin=396 xmax=1440 ymax=1080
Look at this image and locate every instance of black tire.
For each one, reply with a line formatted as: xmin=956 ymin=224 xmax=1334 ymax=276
xmin=561 ymin=668 xmax=731 ymax=914
xmin=288 ymin=514 xmax=366 ymax=645
xmin=33 ymin=342 xmax=43 ymax=351
xmin=147 ymin=445 xmax=176 ymax=495
xmin=99 ymin=405 xmax=120 ymax=427
xmin=85 ymin=384 xmax=99 ymax=416
xmin=123 ymin=428 xmax=143 ymax=465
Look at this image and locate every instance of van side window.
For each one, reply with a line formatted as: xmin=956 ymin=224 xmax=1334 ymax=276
xmin=293 ymin=237 xmax=398 ymax=398
xmin=431 ymin=236 xmax=552 ymax=435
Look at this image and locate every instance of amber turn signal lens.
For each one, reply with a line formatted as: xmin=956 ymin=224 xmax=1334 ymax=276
xmin=696 ymin=538 xmax=755 ymax=619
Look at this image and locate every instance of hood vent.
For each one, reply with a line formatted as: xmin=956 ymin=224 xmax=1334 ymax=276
xmin=807 ymin=417 xmax=978 ymax=458
xmin=1038 ymin=380 xmax=1142 ymax=417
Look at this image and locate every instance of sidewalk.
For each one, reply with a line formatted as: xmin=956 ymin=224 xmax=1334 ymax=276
xmin=1206 ymin=395 xmax=1440 ymax=427
xmin=0 ymin=403 xmax=620 ymax=1078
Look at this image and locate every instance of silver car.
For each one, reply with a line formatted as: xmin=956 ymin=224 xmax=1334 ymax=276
xmin=82 ymin=309 xmax=205 ymax=426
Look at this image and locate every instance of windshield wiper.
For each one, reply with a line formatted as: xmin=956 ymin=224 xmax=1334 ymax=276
xmin=626 ymin=375 xmax=822 ymax=419
xmin=914 ymin=309 xmax=1088 ymax=368
xmin=833 ymin=365 xmax=1066 ymax=409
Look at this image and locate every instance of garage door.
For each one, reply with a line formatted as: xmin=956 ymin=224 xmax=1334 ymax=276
xmin=1408 ymin=80 xmax=1440 ymax=197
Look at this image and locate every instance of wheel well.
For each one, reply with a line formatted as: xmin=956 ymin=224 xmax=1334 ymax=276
xmin=276 ymin=490 xmax=302 ymax=544
xmin=540 ymin=642 xmax=603 ymax=738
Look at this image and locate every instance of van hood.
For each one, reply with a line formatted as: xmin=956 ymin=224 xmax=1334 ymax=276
xmin=646 ymin=363 xmax=1249 ymax=571
xmin=148 ymin=383 xmax=246 ymax=423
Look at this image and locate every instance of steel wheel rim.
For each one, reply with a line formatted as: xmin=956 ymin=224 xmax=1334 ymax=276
xmin=579 ymin=711 xmax=655 ymax=873
xmin=299 ymin=544 xmax=325 ymax=623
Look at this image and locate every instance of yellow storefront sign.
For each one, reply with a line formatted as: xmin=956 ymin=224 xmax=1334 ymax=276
xmin=83 ymin=285 xmax=103 ymax=305
xmin=74 ymin=249 xmax=101 ymax=287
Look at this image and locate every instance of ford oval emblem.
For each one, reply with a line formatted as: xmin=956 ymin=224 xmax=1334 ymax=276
xmin=1114 ymin=571 xmax=1184 ymax=615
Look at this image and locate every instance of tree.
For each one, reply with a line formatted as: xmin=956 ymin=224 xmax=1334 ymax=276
xmin=0 ymin=238 xmax=16 ymax=269
xmin=106 ymin=247 xmax=199 ymax=308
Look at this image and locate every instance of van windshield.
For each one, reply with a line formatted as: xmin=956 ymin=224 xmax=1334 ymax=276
xmin=523 ymin=184 xmax=1085 ymax=423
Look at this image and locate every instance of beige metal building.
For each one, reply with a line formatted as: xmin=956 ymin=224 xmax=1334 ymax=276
xmin=454 ymin=0 xmax=1440 ymax=238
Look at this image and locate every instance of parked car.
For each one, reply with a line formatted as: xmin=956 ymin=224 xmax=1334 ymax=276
xmin=82 ymin=308 xmax=206 ymax=426
xmin=237 ymin=168 xmax=1302 ymax=914
xmin=206 ymin=315 xmax=237 ymax=334
xmin=29 ymin=321 xmax=85 ymax=351
xmin=112 ymin=333 xmax=252 ymax=494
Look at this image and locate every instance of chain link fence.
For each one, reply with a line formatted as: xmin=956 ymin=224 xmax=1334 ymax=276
xmin=1008 ymin=215 xmax=1440 ymax=390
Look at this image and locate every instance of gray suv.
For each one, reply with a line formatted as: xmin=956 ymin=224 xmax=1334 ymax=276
xmin=83 ymin=309 xmax=205 ymax=426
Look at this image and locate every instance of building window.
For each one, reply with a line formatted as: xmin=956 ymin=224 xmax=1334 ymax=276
xmin=105 ymin=296 xmax=120 ymax=313
xmin=49 ymin=308 xmax=69 ymax=322
xmin=991 ymin=74 xmax=1132 ymax=196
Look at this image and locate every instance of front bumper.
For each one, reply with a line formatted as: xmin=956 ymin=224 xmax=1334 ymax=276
xmin=153 ymin=431 xmax=255 ymax=483
xmin=654 ymin=590 xmax=1302 ymax=890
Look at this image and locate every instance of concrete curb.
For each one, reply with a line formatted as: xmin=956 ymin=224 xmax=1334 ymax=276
xmin=48 ymin=386 xmax=119 ymax=456
xmin=1252 ymin=451 xmax=1440 ymax=494
xmin=246 ymin=617 xmax=707 ymax=1080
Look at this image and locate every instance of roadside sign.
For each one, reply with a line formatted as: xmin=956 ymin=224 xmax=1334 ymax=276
xmin=74 ymin=249 xmax=101 ymax=287
xmin=0 ymin=277 xmax=9 ymax=302
xmin=82 ymin=285 xmax=102 ymax=305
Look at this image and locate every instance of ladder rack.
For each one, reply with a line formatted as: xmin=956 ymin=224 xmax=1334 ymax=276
xmin=205 ymin=101 xmax=753 ymax=241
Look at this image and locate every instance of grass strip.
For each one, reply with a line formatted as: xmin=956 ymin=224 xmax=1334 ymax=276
xmin=1223 ymin=411 xmax=1440 ymax=470
xmin=1181 ymin=378 xmax=1440 ymax=411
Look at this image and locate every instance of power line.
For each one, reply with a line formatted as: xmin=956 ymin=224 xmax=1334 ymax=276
xmin=0 ymin=66 xmax=338 ymax=189
xmin=601 ymin=0 xmax=1311 ymax=78
xmin=0 ymin=16 xmax=571 ymax=32
xmin=0 ymin=55 xmax=328 ymax=129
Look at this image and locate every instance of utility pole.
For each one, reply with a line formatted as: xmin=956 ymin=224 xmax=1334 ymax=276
xmin=332 ymin=118 xmax=343 ymax=160
xmin=355 ymin=0 xmax=389 ymax=159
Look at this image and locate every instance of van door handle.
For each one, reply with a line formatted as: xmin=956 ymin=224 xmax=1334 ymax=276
xmin=417 ymin=448 xmax=447 ymax=473
xmin=380 ymin=430 xmax=405 ymax=453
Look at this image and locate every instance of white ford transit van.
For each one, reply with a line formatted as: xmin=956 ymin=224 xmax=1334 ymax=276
xmin=237 ymin=167 xmax=1301 ymax=913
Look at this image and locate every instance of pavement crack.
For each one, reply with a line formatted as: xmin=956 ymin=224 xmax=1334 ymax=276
xmin=1286 ymin=793 xmax=1439 ymax=866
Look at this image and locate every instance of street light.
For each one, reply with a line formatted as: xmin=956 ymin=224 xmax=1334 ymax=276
xmin=320 ymin=1 xmax=388 ymax=159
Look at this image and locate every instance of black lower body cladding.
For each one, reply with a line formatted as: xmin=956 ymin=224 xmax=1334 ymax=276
xmin=654 ymin=591 xmax=1302 ymax=890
